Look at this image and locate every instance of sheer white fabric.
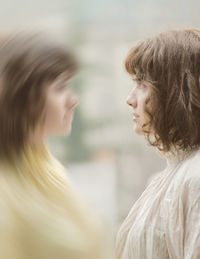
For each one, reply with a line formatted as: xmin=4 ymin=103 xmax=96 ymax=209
xmin=116 ymin=148 xmax=200 ymax=259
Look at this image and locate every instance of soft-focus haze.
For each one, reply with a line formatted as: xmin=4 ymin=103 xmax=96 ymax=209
xmin=1 ymin=0 xmax=200 ymax=255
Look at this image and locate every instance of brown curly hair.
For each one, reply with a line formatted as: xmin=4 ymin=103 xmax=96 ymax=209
xmin=125 ymin=29 xmax=200 ymax=152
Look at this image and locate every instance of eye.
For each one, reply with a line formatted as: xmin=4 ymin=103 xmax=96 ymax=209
xmin=55 ymin=83 xmax=68 ymax=91
xmin=136 ymin=82 xmax=146 ymax=89
xmin=132 ymin=78 xmax=145 ymax=88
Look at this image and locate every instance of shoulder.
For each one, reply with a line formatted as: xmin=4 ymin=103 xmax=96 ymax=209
xmin=176 ymin=150 xmax=200 ymax=200
xmin=167 ymin=149 xmax=200 ymax=199
xmin=178 ymin=149 xmax=200 ymax=182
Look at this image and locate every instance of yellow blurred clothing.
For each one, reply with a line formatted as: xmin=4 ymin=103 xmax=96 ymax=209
xmin=0 ymin=144 xmax=106 ymax=259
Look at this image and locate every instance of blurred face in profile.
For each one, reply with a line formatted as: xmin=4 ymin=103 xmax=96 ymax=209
xmin=126 ymin=80 xmax=152 ymax=135
xmin=31 ymin=74 xmax=78 ymax=145
xmin=42 ymin=74 xmax=79 ymax=137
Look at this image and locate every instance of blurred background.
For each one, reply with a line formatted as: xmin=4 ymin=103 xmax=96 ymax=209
xmin=1 ymin=0 xmax=200 ymax=256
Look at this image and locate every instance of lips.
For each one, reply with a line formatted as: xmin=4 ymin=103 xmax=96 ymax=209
xmin=132 ymin=113 xmax=139 ymax=122
xmin=133 ymin=113 xmax=139 ymax=118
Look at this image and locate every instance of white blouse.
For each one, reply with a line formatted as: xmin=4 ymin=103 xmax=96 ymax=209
xmin=116 ymin=148 xmax=200 ymax=259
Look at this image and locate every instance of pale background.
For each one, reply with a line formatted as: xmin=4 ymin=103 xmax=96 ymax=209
xmin=1 ymin=0 xmax=200 ymax=256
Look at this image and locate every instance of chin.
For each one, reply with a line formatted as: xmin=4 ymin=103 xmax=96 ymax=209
xmin=134 ymin=126 xmax=145 ymax=136
xmin=63 ymin=126 xmax=72 ymax=136
xmin=60 ymin=130 xmax=70 ymax=136
xmin=53 ymin=127 xmax=71 ymax=137
xmin=59 ymin=122 xmax=72 ymax=136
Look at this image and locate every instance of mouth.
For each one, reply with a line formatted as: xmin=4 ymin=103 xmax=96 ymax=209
xmin=64 ymin=111 xmax=74 ymax=119
xmin=132 ymin=113 xmax=139 ymax=121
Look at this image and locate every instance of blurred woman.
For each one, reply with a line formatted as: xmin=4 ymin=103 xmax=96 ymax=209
xmin=116 ymin=29 xmax=200 ymax=258
xmin=0 ymin=32 xmax=106 ymax=259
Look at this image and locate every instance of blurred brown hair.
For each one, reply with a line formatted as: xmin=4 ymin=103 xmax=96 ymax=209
xmin=0 ymin=32 xmax=77 ymax=159
xmin=125 ymin=29 xmax=200 ymax=152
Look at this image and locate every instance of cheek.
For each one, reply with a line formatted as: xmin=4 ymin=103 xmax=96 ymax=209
xmin=137 ymin=96 xmax=147 ymax=114
xmin=140 ymin=93 xmax=151 ymax=113
xmin=44 ymin=100 xmax=64 ymax=125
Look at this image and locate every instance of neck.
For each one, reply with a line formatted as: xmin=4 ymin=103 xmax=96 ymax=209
xmin=158 ymin=146 xmax=199 ymax=166
xmin=28 ymin=126 xmax=45 ymax=149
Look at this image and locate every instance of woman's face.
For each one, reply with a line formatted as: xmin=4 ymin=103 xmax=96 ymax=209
xmin=42 ymin=74 xmax=78 ymax=137
xmin=126 ymin=80 xmax=152 ymax=135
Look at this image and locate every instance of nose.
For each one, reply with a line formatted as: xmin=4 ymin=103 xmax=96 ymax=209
xmin=126 ymin=90 xmax=137 ymax=108
xmin=66 ymin=91 xmax=79 ymax=109
xmin=70 ymin=95 xmax=79 ymax=109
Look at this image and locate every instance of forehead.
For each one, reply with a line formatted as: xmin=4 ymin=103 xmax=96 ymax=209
xmin=47 ymin=72 xmax=73 ymax=88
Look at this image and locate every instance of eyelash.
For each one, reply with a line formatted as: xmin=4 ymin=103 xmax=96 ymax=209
xmin=56 ymin=84 xmax=68 ymax=91
xmin=131 ymin=78 xmax=146 ymax=89
xmin=132 ymin=82 xmax=146 ymax=90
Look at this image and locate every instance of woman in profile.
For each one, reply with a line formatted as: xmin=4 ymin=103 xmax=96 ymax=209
xmin=116 ymin=29 xmax=200 ymax=258
xmin=0 ymin=33 xmax=106 ymax=259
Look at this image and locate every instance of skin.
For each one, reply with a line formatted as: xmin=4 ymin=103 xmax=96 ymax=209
xmin=30 ymin=74 xmax=78 ymax=146
xmin=126 ymin=80 xmax=152 ymax=136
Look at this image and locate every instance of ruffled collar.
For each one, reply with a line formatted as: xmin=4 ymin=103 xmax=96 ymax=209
xmin=158 ymin=146 xmax=199 ymax=167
